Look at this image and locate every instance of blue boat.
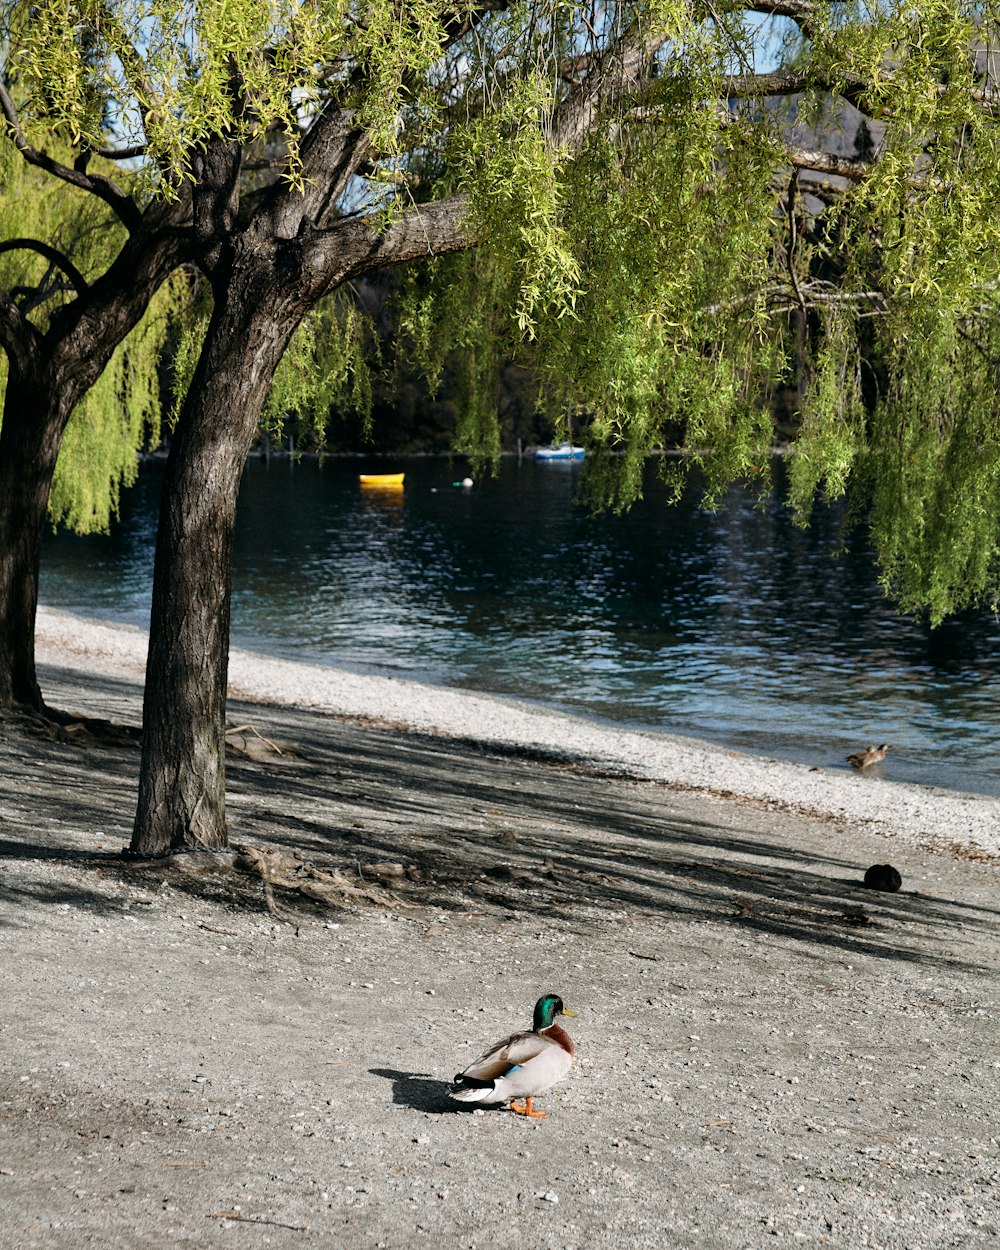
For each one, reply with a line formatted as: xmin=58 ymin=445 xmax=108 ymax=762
xmin=534 ymin=442 xmax=585 ymax=461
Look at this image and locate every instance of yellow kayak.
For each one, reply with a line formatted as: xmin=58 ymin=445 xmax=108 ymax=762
xmin=359 ymin=472 xmax=405 ymax=486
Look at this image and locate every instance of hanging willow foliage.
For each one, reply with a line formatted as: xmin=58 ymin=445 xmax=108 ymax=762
xmin=390 ymin=1 xmax=1000 ymax=622
xmin=5 ymin=1 xmax=1000 ymax=621
xmin=263 ymin=295 xmax=376 ymax=445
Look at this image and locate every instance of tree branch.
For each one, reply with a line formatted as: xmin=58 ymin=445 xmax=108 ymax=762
xmin=293 ymin=107 xmax=372 ymax=232
xmin=722 ymin=68 xmax=852 ymax=98
xmin=0 ymin=83 xmax=141 ymax=233
xmin=550 ymin=9 xmax=845 ymax=154
xmin=0 ymin=289 xmax=42 ymax=373
xmin=293 ymin=2 xmax=509 ymax=230
xmin=0 ymin=239 xmax=89 ymax=297
xmin=189 ymin=141 xmax=243 ymax=267
xmin=47 ymin=190 xmax=194 ymax=391
xmin=784 ymin=172 xmax=807 ymax=313
xmin=309 ymin=195 xmax=472 ymax=286
xmin=94 ymin=143 xmax=148 ymax=162
xmin=723 ymin=65 xmax=1000 ymax=117
xmin=0 ymin=289 xmax=23 ymax=347
xmin=787 ymin=145 xmax=868 ymax=181
xmin=743 ymin=0 xmax=821 ymax=40
xmin=704 ymin=281 xmax=889 ymax=319
xmin=438 ymin=1 xmax=512 ymax=48
xmin=551 ymin=19 xmax=668 ymax=151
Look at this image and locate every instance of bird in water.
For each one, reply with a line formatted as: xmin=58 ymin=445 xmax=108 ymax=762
xmin=449 ymin=993 xmax=576 ymax=1119
xmin=846 ymin=743 xmax=889 ymax=771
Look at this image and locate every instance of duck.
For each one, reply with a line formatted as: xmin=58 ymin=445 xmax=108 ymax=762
xmin=449 ymin=993 xmax=576 ymax=1118
xmin=846 ymin=743 xmax=889 ymax=770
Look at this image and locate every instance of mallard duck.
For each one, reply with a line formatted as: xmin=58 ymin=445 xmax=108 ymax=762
xmin=449 ymin=993 xmax=576 ymax=1119
xmin=846 ymin=743 xmax=889 ymax=770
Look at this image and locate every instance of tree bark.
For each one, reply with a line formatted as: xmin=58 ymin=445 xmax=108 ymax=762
xmin=130 ymin=256 xmax=303 ymax=855
xmin=0 ymin=361 xmax=70 ymax=709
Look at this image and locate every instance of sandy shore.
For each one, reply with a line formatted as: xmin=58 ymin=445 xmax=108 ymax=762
xmin=1 ymin=606 xmax=998 ymax=1249
xmin=34 ymin=605 xmax=1000 ymax=862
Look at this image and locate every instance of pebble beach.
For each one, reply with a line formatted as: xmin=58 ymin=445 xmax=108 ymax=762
xmin=0 ymin=605 xmax=997 ymax=1249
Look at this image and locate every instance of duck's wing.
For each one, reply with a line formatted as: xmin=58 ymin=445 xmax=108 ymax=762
xmin=458 ymin=1029 xmax=554 ymax=1081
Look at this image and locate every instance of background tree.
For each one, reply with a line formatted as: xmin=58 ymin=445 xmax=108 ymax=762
xmin=0 ymin=87 xmax=193 ymax=709
xmin=4 ymin=1 xmax=1000 ymax=856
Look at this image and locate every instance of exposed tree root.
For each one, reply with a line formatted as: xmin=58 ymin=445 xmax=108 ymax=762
xmin=225 ymin=722 xmax=301 ymax=763
xmin=233 ymin=843 xmax=415 ymax=917
xmin=23 ymin=707 xmax=139 ymax=746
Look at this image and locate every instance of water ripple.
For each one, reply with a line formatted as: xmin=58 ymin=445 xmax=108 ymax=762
xmin=39 ymin=456 xmax=1000 ymax=798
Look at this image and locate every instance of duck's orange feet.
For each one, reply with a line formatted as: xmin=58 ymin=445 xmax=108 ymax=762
xmin=510 ymin=1097 xmax=548 ymax=1118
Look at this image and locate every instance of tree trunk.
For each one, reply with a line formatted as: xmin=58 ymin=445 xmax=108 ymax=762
xmin=0 ymin=364 xmax=71 ymax=710
xmin=126 ymin=196 xmax=470 ymax=857
xmin=0 ymin=200 xmax=190 ymax=717
xmin=130 ymin=266 xmax=303 ymax=856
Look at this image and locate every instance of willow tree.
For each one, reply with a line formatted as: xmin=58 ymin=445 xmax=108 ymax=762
xmin=5 ymin=1 xmax=1000 ymax=856
xmin=0 ymin=95 xmax=193 ymax=709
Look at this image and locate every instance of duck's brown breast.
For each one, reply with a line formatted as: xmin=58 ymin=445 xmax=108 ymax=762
xmin=541 ymin=1024 xmax=575 ymax=1056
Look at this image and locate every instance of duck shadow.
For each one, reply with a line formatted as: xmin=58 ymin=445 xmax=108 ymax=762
xmin=370 ymin=1067 xmax=496 ymax=1114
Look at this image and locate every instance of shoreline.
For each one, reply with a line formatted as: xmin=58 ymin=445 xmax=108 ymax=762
xmin=35 ymin=604 xmax=1000 ymax=861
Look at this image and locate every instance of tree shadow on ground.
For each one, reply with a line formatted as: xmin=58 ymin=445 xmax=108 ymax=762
xmin=0 ymin=846 xmax=140 ymax=920
xmin=2 ymin=689 xmax=999 ymax=974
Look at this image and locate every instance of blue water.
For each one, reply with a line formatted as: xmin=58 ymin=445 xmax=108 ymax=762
xmin=39 ymin=456 xmax=1000 ymax=797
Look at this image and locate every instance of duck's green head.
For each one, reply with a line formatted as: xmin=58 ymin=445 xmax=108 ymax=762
xmin=532 ymin=993 xmax=576 ymax=1031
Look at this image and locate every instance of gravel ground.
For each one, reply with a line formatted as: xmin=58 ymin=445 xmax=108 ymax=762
xmin=1 ymin=610 xmax=998 ymax=1249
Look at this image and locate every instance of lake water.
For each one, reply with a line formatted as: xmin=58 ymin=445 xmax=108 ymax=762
xmin=40 ymin=456 xmax=1000 ymax=797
